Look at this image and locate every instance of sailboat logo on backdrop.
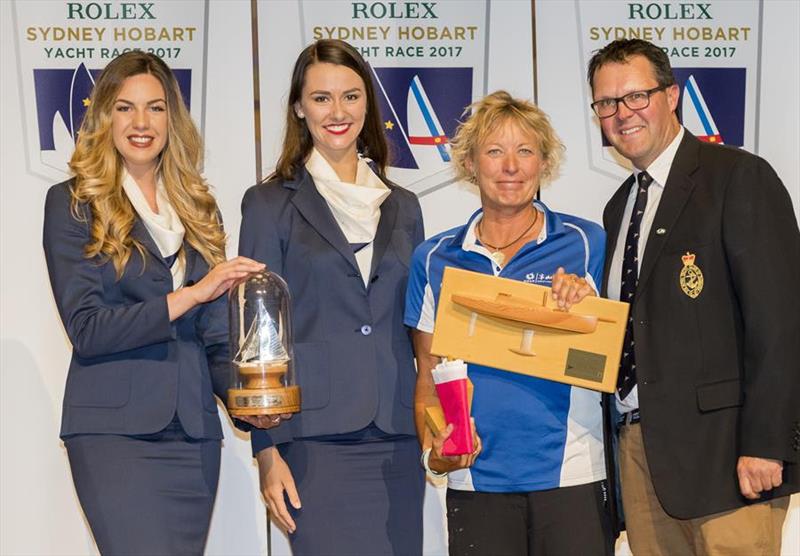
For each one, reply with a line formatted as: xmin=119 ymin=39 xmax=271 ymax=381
xmin=371 ymin=67 xmax=472 ymax=186
xmin=32 ymin=64 xmax=97 ymax=175
xmin=672 ymin=68 xmax=746 ymax=147
xmin=32 ymin=64 xmax=193 ymax=176
xmin=13 ymin=0 xmax=208 ymax=183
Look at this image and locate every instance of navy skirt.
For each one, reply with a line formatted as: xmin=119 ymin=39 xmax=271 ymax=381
xmin=279 ymin=428 xmax=425 ymax=555
xmin=64 ymin=417 xmax=221 ymax=555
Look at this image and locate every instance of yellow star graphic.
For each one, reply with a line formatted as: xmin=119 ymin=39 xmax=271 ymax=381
xmin=384 ymin=120 xmax=395 ymax=130
xmin=82 ymin=97 xmax=91 ymax=107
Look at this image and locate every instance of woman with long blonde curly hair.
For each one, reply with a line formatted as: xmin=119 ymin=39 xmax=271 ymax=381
xmin=69 ymin=50 xmax=225 ymax=277
xmin=43 ymin=51 xmax=270 ymax=554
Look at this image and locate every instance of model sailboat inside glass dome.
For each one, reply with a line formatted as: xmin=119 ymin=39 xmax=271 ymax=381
xmin=227 ymin=271 xmax=300 ymax=416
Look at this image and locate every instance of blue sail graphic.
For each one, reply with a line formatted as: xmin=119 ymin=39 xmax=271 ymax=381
xmin=682 ymin=74 xmax=723 ymax=144
xmin=372 ymin=67 xmax=471 ymax=171
xmin=407 ymin=75 xmax=451 ymax=164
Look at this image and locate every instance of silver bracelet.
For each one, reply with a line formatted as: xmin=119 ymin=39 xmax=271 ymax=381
xmin=420 ymin=448 xmax=448 ymax=477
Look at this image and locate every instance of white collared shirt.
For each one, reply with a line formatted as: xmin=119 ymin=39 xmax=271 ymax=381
xmin=121 ymin=171 xmax=186 ymax=290
xmin=305 ymin=148 xmax=390 ymax=286
xmin=609 ymin=126 xmax=685 ymax=413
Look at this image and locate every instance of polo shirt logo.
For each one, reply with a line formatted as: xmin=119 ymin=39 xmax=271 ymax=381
xmin=525 ymin=272 xmax=552 ymax=285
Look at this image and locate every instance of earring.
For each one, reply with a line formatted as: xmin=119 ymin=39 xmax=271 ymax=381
xmin=296 ymin=111 xmax=304 ymax=119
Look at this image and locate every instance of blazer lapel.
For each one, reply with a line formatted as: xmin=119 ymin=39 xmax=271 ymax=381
xmin=132 ymin=218 xmax=170 ymax=272
xmin=289 ymin=170 xmax=360 ymax=273
xmin=636 ymin=133 xmax=700 ymax=296
xmin=183 ymin=242 xmax=199 ymax=284
xmin=368 ymin=189 xmax=399 ymax=281
xmin=602 ymin=177 xmax=634 ymax=297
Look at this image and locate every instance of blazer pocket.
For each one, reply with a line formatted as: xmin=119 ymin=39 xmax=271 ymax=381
xmin=696 ymin=378 xmax=743 ymax=412
xmin=66 ymin=364 xmax=132 ymax=408
xmin=294 ymin=341 xmax=331 ymax=410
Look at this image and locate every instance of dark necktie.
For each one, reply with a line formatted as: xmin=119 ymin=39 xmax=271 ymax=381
xmin=617 ymin=171 xmax=652 ymax=399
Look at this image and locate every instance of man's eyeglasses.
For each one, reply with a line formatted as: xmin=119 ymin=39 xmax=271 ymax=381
xmin=590 ymin=85 xmax=670 ymax=119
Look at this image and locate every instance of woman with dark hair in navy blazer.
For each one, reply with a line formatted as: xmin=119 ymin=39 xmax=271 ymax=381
xmin=43 ymin=51 xmax=272 ymax=555
xmin=239 ymin=39 xmax=426 ymax=555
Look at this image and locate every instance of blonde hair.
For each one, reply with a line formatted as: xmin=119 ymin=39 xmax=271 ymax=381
xmin=69 ymin=51 xmax=225 ymax=278
xmin=450 ymin=90 xmax=565 ymax=186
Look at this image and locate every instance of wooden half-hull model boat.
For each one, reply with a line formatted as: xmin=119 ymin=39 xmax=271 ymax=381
xmin=451 ymin=291 xmax=616 ymax=356
xmin=451 ymin=292 xmax=603 ymax=333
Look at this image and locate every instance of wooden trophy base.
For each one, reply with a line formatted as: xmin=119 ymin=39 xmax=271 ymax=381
xmin=228 ymin=362 xmax=300 ymax=416
xmin=228 ymin=386 xmax=301 ymax=416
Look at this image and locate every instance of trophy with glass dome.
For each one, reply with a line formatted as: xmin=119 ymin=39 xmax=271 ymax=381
xmin=227 ymin=271 xmax=300 ymax=416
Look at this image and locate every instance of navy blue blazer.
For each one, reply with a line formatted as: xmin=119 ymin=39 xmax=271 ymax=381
xmin=239 ymin=168 xmax=424 ymax=452
xmin=43 ymin=180 xmax=229 ymax=440
xmin=602 ymin=132 xmax=799 ymax=519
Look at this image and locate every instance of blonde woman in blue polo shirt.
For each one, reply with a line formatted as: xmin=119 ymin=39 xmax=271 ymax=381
xmin=406 ymin=91 xmax=613 ymax=556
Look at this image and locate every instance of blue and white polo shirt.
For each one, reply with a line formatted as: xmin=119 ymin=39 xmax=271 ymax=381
xmin=405 ymin=201 xmax=607 ymax=492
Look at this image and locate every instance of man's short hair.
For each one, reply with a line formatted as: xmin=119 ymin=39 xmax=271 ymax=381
xmin=587 ymin=39 xmax=675 ymax=93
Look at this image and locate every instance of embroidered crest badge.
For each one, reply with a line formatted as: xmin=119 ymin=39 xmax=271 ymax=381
xmin=679 ymin=252 xmax=704 ymax=299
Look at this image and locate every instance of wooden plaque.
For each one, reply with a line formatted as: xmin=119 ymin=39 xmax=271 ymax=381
xmin=430 ymin=267 xmax=629 ymax=393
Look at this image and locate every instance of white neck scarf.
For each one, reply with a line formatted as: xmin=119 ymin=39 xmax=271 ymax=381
xmin=305 ymin=148 xmax=390 ymax=244
xmin=122 ymin=171 xmax=186 ymax=289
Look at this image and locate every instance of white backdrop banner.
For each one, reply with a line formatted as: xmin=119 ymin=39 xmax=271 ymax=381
xmin=257 ymin=0 xmax=495 ymax=197
xmin=1 ymin=1 xmax=796 ymax=555
xmin=573 ymin=0 xmax=761 ymax=180
xmin=12 ymin=0 xmax=209 ymax=181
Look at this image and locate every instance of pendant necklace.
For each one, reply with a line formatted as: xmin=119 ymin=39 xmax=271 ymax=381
xmin=478 ymin=210 xmax=539 ymax=266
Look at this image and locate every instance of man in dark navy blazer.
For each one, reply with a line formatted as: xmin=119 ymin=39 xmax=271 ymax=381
xmin=588 ymin=39 xmax=799 ymax=554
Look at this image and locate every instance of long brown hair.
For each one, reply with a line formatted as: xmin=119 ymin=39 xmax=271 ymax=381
xmin=270 ymin=39 xmax=388 ymax=181
xmin=69 ymin=51 xmax=226 ymax=277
